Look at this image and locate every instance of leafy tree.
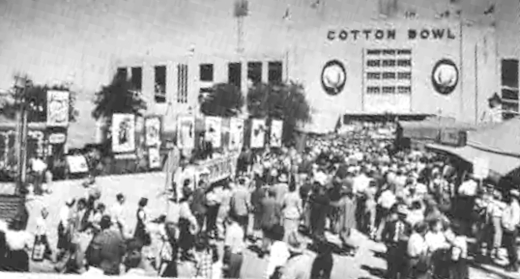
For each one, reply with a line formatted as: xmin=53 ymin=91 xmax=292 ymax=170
xmin=199 ymin=83 xmax=244 ymax=117
xmin=0 ymin=75 xmax=79 ymax=123
xmin=247 ymin=81 xmax=311 ymax=144
xmin=92 ymin=72 xmax=147 ymax=122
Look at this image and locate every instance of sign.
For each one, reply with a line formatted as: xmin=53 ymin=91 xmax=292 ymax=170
xmin=66 ymin=155 xmax=89 ymax=174
xmin=205 ymin=116 xmax=222 ymax=148
xmin=112 ymin=114 xmax=136 ymax=153
xmin=439 ymin=129 xmax=467 ymax=147
xmin=46 ymin=90 xmax=70 ymax=127
xmin=321 ymin=60 xmax=346 ymax=96
xmin=327 ymin=28 xmax=456 ymax=41
xmin=48 ymin=133 xmax=66 ymax=144
xmin=148 ymin=147 xmax=161 ymax=169
xmin=432 ymin=59 xmax=459 ymax=95
xmin=177 ymin=116 xmax=195 ymax=149
xmin=145 ymin=116 xmax=161 ymax=147
xmin=195 ymin=152 xmax=240 ymax=184
xmin=250 ymin=119 xmax=266 ymax=148
xmin=364 ymin=94 xmax=411 ymax=113
xmin=0 ymin=183 xmax=16 ymax=195
xmin=473 ymin=157 xmax=490 ymax=179
xmin=270 ymin=120 xmax=283 ymax=147
xmin=229 ymin=118 xmax=244 ymax=151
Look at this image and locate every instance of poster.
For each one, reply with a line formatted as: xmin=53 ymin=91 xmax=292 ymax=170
xmin=47 ymin=90 xmax=70 ymax=127
xmin=148 ymin=147 xmax=161 ymax=169
xmin=229 ymin=118 xmax=244 ymax=150
xmin=205 ymin=116 xmax=222 ymax=148
xmin=111 ymin=114 xmax=136 ymax=153
xmin=145 ymin=117 xmax=161 ymax=147
xmin=270 ymin=119 xmax=283 ymax=147
xmin=250 ymin=119 xmax=266 ymax=149
xmin=177 ymin=116 xmax=195 ymax=149
xmin=66 ymin=155 xmax=89 ymax=174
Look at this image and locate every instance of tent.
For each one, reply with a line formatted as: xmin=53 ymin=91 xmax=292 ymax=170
xmin=427 ymin=117 xmax=520 ymax=177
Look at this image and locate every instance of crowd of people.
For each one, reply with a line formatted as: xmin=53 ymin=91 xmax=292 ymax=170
xmin=0 ymin=125 xmax=519 ymax=279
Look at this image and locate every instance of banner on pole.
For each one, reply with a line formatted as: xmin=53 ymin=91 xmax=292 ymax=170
xmin=270 ymin=119 xmax=283 ymax=147
xmin=229 ymin=118 xmax=244 ymax=151
xmin=250 ymin=119 xmax=266 ymax=148
xmin=112 ymin=114 xmax=136 ymax=153
xmin=47 ymin=90 xmax=70 ymax=127
xmin=205 ymin=116 xmax=222 ymax=148
xmin=145 ymin=116 xmax=161 ymax=147
xmin=177 ymin=116 xmax=195 ymax=149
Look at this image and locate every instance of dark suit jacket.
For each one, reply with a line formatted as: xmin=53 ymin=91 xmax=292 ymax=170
xmin=382 ymin=219 xmax=412 ymax=245
xmin=259 ymin=197 xmax=281 ymax=229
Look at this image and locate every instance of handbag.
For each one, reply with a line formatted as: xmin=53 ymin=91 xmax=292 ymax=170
xmin=31 ymin=236 xmax=46 ymax=262
xmin=160 ymin=241 xmax=173 ymax=262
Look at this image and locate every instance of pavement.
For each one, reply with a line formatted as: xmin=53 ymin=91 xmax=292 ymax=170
xmin=22 ymin=173 xmax=520 ymax=278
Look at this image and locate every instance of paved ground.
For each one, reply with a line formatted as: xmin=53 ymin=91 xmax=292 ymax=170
xmin=23 ymin=173 xmax=520 ymax=279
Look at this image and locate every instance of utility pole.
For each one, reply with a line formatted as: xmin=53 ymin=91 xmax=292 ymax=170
xmin=13 ymin=74 xmax=30 ymax=195
xmin=234 ymin=0 xmax=249 ymax=54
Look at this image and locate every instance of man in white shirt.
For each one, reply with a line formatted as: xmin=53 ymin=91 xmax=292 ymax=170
xmin=353 ymin=168 xmax=371 ymax=195
xmin=224 ymin=214 xmax=245 ymax=278
xmin=458 ymin=177 xmax=478 ymax=197
xmin=174 ymin=157 xmax=197 ymax=202
xmin=110 ymin=193 xmax=126 ymax=237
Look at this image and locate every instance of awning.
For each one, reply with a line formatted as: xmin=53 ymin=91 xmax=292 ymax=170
xmin=426 ymin=143 xmax=520 ymax=176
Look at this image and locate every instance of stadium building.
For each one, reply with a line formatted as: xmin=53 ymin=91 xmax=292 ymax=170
xmin=109 ymin=0 xmax=520 ymax=134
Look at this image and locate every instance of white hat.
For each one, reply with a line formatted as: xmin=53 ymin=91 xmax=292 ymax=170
xmin=511 ymin=189 xmax=520 ymax=198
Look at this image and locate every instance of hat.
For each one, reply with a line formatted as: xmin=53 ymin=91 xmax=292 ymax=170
xmin=511 ymin=189 xmax=520 ymax=198
xmin=287 ymin=231 xmax=307 ymax=254
xmin=397 ymin=204 xmax=409 ymax=215
xmin=278 ymin=173 xmax=288 ymax=183
xmin=66 ymin=198 xmax=76 ymax=206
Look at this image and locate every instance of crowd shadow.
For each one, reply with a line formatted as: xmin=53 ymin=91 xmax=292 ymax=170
xmin=360 ymin=264 xmax=386 ymax=279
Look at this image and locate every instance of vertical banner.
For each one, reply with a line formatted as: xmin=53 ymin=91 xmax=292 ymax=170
xmin=145 ymin=116 xmax=161 ymax=147
xmin=111 ymin=114 xmax=136 ymax=153
xmin=177 ymin=116 xmax=195 ymax=149
xmin=250 ymin=119 xmax=266 ymax=149
xmin=47 ymin=90 xmax=70 ymax=127
xmin=148 ymin=147 xmax=161 ymax=169
xmin=205 ymin=116 xmax=222 ymax=148
xmin=229 ymin=118 xmax=244 ymax=151
xmin=270 ymin=119 xmax=283 ymax=147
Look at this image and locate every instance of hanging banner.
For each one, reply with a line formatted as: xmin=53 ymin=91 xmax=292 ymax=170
xmin=148 ymin=147 xmax=161 ymax=169
xmin=229 ymin=118 xmax=244 ymax=151
xmin=47 ymin=90 xmax=70 ymax=127
xmin=250 ymin=119 xmax=266 ymax=149
xmin=270 ymin=119 xmax=283 ymax=147
xmin=195 ymin=152 xmax=240 ymax=184
xmin=177 ymin=116 xmax=195 ymax=149
xmin=145 ymin=116 xmax=161 ymax=147
xmin=66 ymin=155 xmax=89 ymax=174
xmin=111 ymin=114 xmax=136 ymax=153
xmin=205 ymin=116 xmax=222 ymax=148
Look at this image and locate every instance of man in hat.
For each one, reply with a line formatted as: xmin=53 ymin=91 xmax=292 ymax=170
xmin=230 ymin=176 xmax=252 ymax=239
xmin=223 ymin=212 xmax=245 ymax=278
xmin=501 ymin=189 xmax=520 ymax=272
xmin=173 ymin=156 xmax=196 ymax=202
xmin=273 ymin=173 xmax=290 ymax=208
xmin=382 ymin=204 xmax=412 ymax=279
xmin=280 ymin=231 xmax=313 ymax=279
xmin=86 ymin=215 xmax=126 ymax=275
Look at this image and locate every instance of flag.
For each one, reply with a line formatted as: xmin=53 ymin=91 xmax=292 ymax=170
xmin=282 ymin=6 xmax=290 ymax=20
xmin=484 ymin=4 xmax=495 ymax=15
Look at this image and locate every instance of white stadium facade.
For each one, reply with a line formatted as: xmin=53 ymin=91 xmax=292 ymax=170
xmin=108 ymin=0 xmax=520 ymax=134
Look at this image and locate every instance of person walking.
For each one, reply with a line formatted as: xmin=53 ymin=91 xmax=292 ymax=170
xmin=223 ymin=213 xmax=246 ymax=279
xmin=501 ymin=189 xmax=520 ymax=273
xmin=230 ymin=177 xmax=252 ymax=240
xmin=86 ymin=215 xmax=126 ymax=275
xmin=134 ymin=198 xmax=151 ymax=248
xmin=110 ymin=193 xmax=127 ymax=238
xmin=330 ymin=186 xmax=358 ymax=256
xmin=282 ymin=181 xmax=303 ymax=240
xmin=382 ymin=205 xmax=411 ymax=279
xmin=280 ymin=231 xmax=313 ymax=279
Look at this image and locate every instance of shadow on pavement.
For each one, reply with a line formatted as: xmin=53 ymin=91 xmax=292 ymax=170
xmin=360 ymin=264 xmax=386 ymax=279
xmin=468 ymin=261 xmax=518 ymax=279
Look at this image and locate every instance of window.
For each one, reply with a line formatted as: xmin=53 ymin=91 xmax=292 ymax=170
xmin=268 ymin=61 xmax=283 ymax=84
xmin=177 ymin=64 xmax=188 ymax=104
xmin=154 ymin=66 xmax=166 ymax=103
xmin=130 ymin=67 xmax=142 ymax=91
xmin=501 ymin=59 xmax=519 ymax=120
xmin=116 ymin=67 xmax=128 ymax=80
xmin=228 ymin=63 xmax=242 ymax=91
xmin=364 ymin=48 xmax=412 ymax=95
xmin=247 ymin=62 xmax=262 ymax=85
xmin=200 ymin=64 xmax=214 ymax=82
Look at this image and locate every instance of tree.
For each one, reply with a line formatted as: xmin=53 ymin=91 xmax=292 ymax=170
xmin=0 ymin=75 xmax=79 ymax=123
xmin=247 ymin=81 xmax=311 ymax=144
xmin=199 ymin=83 xmax=244 ymax=117
xmin=92 ymin=72 xmax=147 ymax=122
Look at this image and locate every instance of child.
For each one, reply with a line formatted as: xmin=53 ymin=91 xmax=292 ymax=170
xmin=310 ymin=239 xmax=333 ymax=279
xmin=33 ymin=208 xmax=52 ymax=262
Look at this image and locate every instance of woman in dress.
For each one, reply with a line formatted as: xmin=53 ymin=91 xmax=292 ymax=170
xmin=178 ymin=185 xmax=198 ymax=261
xmin=159 ymin=222 xmax=179 ymax=278
xmin=134 ymin=197 xmax=151 ymax=248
